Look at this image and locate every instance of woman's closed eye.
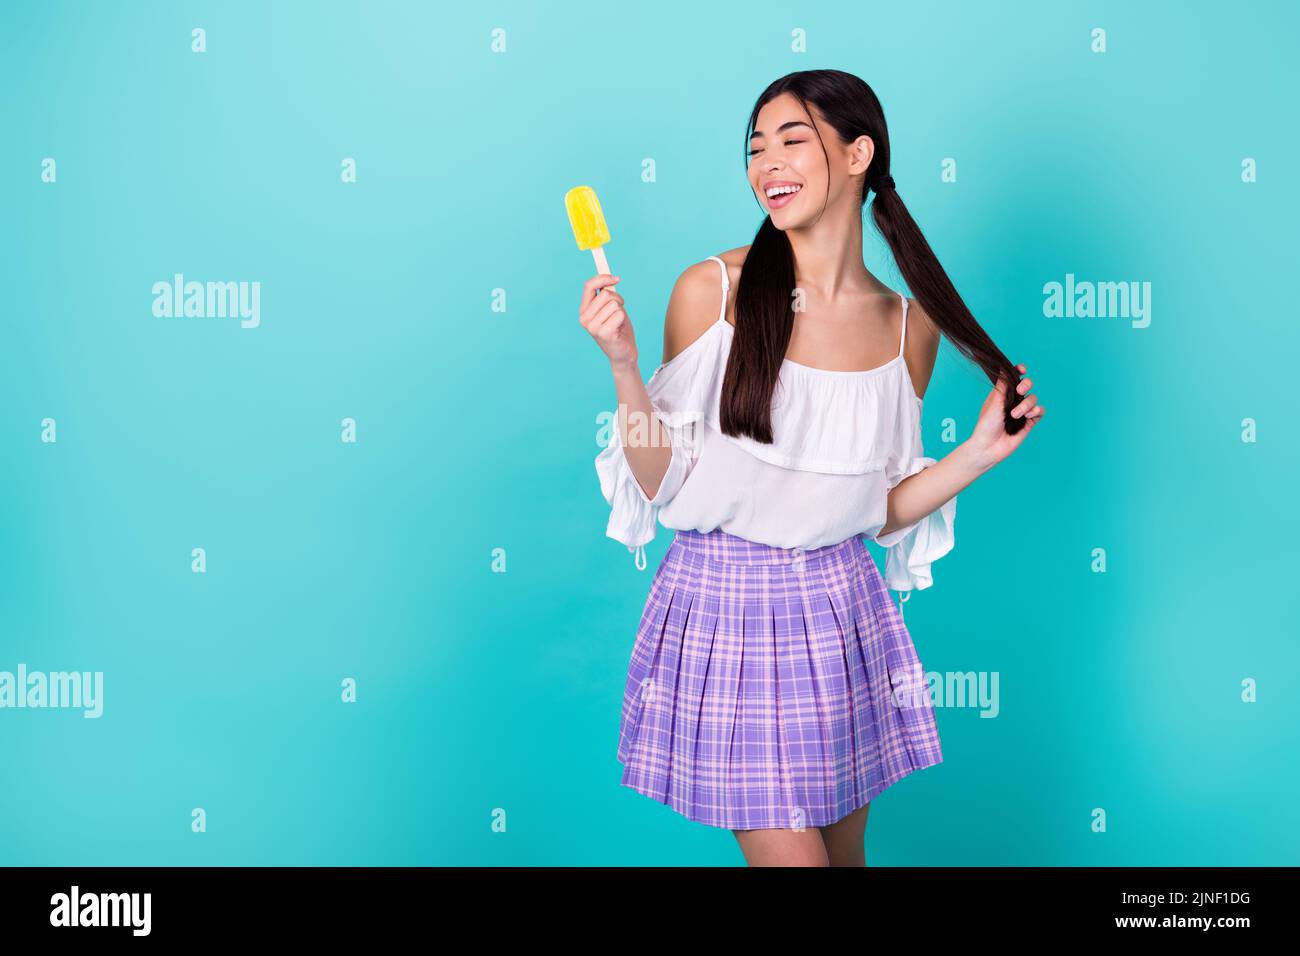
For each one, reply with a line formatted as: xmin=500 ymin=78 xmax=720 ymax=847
xmin=748 ymin=140 xmax=805 ymax=157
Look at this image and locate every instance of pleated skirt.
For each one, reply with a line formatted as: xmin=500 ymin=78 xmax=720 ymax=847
xmin=616 ymin=527 xmax=943 ymax=831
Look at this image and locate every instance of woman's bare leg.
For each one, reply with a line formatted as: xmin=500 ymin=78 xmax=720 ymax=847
xmin=819 ymin=803 xmax=870 ymax=867
xmin=732 ymin=827 xmax=829 ymax=866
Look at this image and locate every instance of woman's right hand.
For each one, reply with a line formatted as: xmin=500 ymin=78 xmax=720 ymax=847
xmin=579 ymin=273 xmax=638 ymax=371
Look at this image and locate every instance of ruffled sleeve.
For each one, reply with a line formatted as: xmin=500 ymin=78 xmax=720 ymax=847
xmin=595 ymin=402 xmax=696 ymax=569
xmin=594 ymin=321 xmax=723 ymax=569
xmin=871 ymin=451 xmax=957 ymax=594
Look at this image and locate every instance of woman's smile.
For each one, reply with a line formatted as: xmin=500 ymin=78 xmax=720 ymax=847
xmin=764 ymin=182 xmax=803 ymax=209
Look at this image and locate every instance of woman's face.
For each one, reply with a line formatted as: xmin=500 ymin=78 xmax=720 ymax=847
xmin=747 ymin=92 xmax=871 ymax=228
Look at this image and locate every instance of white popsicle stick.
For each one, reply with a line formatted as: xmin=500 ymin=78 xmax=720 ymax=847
xmin=591 ymin=246 xmax=612 ymax=287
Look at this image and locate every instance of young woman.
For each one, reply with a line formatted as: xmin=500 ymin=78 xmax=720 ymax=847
xmin=579 ymin=69 xmax=1045 ymax=867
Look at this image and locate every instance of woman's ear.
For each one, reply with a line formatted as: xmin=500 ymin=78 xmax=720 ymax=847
xmin=848 ymin=135 xmax=875 ymax=176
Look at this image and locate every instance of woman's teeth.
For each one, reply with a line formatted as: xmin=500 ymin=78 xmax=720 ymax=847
xmin=766 ymin=184 xmax=801 ymax=208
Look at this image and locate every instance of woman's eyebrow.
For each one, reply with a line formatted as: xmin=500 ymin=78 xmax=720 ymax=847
xmin=750 ymin=120 xmax=813 ymax=140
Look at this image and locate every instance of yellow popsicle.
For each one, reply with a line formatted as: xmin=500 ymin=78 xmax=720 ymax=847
xmin=565 ymin=185 xmax=611 ymax=251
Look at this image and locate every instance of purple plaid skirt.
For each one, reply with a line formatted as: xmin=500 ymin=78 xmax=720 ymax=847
xmin=616 ymin=527 xmax=943 ymax=830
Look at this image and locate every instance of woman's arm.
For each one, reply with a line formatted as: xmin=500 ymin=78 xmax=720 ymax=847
xmin=587 ymin=261 xmax=721 ymax=501
xmin=878 ymin=362 xmax=1044 ymax=537
xmin=608 ymin=362 xmax=673 ymax=500
xmin=878 ymin=295 xmax=1045 ymax=537
xmin=876 ymin=442 xmax=991 ymax=539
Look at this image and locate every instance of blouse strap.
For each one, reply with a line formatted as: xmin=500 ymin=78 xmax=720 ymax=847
xmin=706 ymin=255 xmax=730 ymax=324
xmin=897 ymin=293 xmax=909 ymax=359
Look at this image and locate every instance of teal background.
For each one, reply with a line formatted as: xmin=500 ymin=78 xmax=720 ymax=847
xmin=2 ymin=0 xmax=1297 ymax=866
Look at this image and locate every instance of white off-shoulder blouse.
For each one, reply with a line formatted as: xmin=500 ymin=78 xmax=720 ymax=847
xmin=595 ymin=255 xmax=957 ymax=596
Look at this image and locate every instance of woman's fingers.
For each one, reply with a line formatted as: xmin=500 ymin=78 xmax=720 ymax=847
xmin=589 ymin=296 xmax=626 ymax=338
xmin=581 ymin=289 xmax=623 ymax=323
xmin=578 ymin=273 xmax=637 ymax=369
xmin=579 ymin=273 xmax=622 ymax=313
xmin=580 ymin=289 xmax=625 ymax=329
xmin=1012 ymin=393 xmax=1039 ymax=418
xmin=593 ymin=311 xmax=627 ymax=340
xmin=1011 ymin=364 xmax=1040 ymax=421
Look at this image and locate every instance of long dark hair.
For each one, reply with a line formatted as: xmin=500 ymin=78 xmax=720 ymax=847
xmin=719 ymin=69 xmax=1026 ymax=442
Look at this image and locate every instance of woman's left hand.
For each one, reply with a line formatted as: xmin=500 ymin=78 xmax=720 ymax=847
xmin=964 ymin=363 xmax=1045 ymax=470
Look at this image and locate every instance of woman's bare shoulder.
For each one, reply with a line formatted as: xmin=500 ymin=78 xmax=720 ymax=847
xmin=661 ymin=249 xmax=744 ymax=363
xmin=902 ymin=295 xmax=942 ymax=400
